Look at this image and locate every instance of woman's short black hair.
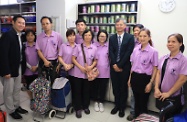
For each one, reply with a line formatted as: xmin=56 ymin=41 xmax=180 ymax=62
xmin=97 ymin=30 xmax=108 ymax=42
xmin=66 ymin=29 xmax=75 ymax=37
xmin=133 ymin=24 xmax=144 ymax=31
xmin=25 ymin=29 xmax=36 ymax=42
xmin=82 ymin=29 xmax=94 ymax=41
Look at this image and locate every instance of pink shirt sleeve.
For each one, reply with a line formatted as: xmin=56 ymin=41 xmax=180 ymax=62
xmin=72 ymin=46 xmax=79 ymax=57
xmin=130 ymin=51 xmax=135 ymax=63
xmin=151 ymin=50 xmax=159 ymax=66
xmin=179 ymin=58 xmax=187 ymax=75
xmin=58 ymin=44 xmax=64 ymax=57
xmin=57 ymin=34 xmax=63 ymax=49
xmin=35 ymin=37 xmax=40 ymax=50
xmin=94 ymin=46 xmax=98 ymax=60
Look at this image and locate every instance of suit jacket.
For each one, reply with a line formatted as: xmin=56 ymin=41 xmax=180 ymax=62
xmin=21 ymin=43 xmax=26 ymax=75
xmin=0 ymin=28 xmax=23 ymax=77
xmin=109 ymin=33 xmax=134 ymax=70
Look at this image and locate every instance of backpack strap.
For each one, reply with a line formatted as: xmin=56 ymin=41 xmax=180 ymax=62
xmin=81 ymin=43 xmax=87 ymax=63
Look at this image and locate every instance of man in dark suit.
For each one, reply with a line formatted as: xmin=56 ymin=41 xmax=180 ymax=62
xmin=109 ymin=18 xmax=134 ymax=117
xmin=0 ymin=15 xmax=28 ymax=120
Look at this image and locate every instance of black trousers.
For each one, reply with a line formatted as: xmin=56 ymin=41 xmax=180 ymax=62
xmin=24 ymin=75 xmax=38 ymax=90
xmin=183 ymin=82 xmax=187 ymax=110
xmin=91 ymin=78 xmax=109 ymax=103
xmin=69 ymin=75 xmax=74 ymax=105
xmin=71 ymin=77 xmax=91 ymax=111
xmin=110 ymin=69 xmax=130 ymax=110
xmin=131 ymin=72 xmax=151 ymax=117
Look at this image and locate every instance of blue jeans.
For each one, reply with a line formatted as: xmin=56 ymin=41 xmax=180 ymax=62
xmin=130 ymin=87 xmax=135 ymax=115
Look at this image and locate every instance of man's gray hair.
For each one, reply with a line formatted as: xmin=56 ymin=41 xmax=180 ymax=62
xmin=115 ymin=18 xmax=126 ymax=24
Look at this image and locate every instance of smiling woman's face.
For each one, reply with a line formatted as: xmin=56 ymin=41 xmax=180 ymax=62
xmin=83 ymin=31 xmax=92 ymax=43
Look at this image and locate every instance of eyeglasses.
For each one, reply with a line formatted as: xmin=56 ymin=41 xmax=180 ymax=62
xmin=99 ymin=36 xmax=106 ymax=38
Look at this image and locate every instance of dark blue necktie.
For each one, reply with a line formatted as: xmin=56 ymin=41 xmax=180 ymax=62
xmin=116 ymin=36 xmax=121 ymax=62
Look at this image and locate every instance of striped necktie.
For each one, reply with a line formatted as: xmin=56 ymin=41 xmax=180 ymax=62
xmin=116 ymin=36 xmax=121 ymax=62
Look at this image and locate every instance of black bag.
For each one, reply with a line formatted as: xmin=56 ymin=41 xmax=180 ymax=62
xmin=156 ymin=94 xmax=181 ymax=110
xmin=58 ymin=66 xmax=68 ymax=78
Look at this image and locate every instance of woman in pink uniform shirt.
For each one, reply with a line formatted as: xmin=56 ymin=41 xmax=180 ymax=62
xmin=58 ymin=29 xmax=76 ymax=77
xmin=92 ymin=30 xmax=110 ymax=112
xmin=127 ymin=24 xmax=144 ymax=121
xmin=129 ymin=28 xmax=158 ymax=118
xmin=22 ymin=29 xmax=38 ymax=100
xmin=154 ymin=33 xmax=187 ymax=120
xmin=72 ymin=29 xmax=97 ymax=118
xmin=58 ymin=29 xmax=76 ymax=108
xmin=133 ymin=24 xmax=144 ymax=48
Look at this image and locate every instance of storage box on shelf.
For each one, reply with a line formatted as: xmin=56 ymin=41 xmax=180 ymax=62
xmin=21 ymin=1 xmax=36 ymax=29
xmin=0 ymin=1 xmax=36 ymax=34
xmin=78 ymin=1 xmax=139 ymax=35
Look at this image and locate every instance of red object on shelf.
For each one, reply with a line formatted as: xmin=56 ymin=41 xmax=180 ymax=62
xmin=6 ymin=16 xmax=12 ymax=23
xmin=1 ymin=16 xmax=6 ymax=23
xmin=0 ymin=16 xmax=13 ymax=24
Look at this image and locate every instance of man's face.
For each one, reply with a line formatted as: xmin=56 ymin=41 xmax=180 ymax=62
xmin=41 ymin=18 xmax=52 ymax=32
xmin=76 ymin=22 xmax=86 ymax=33
xmin=12 ymin=17 xmax=25 ymax=33
xmin=115 ymin=20 xmax=126 ymax=33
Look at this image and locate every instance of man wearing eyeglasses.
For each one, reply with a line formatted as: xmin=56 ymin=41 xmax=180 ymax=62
xmin=109 ymin=18 xmax=134 ymax=118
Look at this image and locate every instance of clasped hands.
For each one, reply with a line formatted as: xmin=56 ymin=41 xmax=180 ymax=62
xmin=80 ymin=64 xmax=92 ymax=74
xmin=154 ymin=88 xmax=170 ymax=101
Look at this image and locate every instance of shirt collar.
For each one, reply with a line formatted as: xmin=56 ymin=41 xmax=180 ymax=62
xmin=83 ymin=43 xmax=93 ymax=49
xmin=11 ymin=27 xmax=21 ymax=36
xmin=135 ymin=38 xmax=140 ymax=44
xmin=66 ymin=42 xmax=70 ymax=46
xmin=17 ymin=32 xmax=21 ymax=36
xmin=117 ymin=32 xmax=124 ymax=39
xmin=66 ymin=42 xmax=77 ymax=47
xmin=16 ymin=32 xmax=22 ymax=36
xmin=76 ymin=33 xmax=82 ymax=38
xmin=167 ymin=52 xmax=183 ymax=60
xmin=26 ymin=42 xmax=36 ymax=47
xmin=138 ymin=43 xmax=151 ymax=52
xmin=95 ymin=41 xmax=108 ymax=47
xmin=42 ymin=31 xmax=55 ymax=37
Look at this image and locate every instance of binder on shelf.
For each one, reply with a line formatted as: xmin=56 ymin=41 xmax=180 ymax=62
xmin=78 ymin=1 xmax=138 ymax=35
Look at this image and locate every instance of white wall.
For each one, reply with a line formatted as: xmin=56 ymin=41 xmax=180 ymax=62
xmin=36 ymin=0 xmax=85 ymax=42
xmin=65 ymin=0 xmax=85 ymax=23
xmin=85 ymin=0 xmax=187 ymax=57
xmin=138 ymin=0 xmax=187 ymax=57
xmin=36 ymin=0 xmax=65 ymax=37
xmin=64 ymin=0 xmax=85 ymax=40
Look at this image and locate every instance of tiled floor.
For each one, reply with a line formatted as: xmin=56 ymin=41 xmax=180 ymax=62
xmin=0 ymin=83 xmax=132 ymax=122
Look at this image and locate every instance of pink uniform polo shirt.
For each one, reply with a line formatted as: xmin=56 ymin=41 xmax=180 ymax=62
xmin=71 ymin=43 xmax=97 ymax=79
xmin=130 ymin=44 xmax=158 ymax=75
xmin=94 ymin=42 xmax=110 ymax=78
xmin=35 ymin=31 xmax=63 ymax=60
xmin=58 ymin=42 xmax=76 ymax=76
